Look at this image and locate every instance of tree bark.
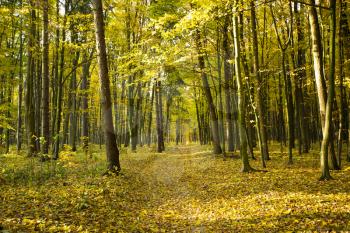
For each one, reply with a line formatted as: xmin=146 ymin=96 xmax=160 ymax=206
xmin=25 ymin=1 xmax=37 ymax=157
xmin=41 ymin=0 xmax=50 ymax=154
xmin=233 ymin=3 xmax=254 ymax=172
xmin=216 ymin=26 xmax=225 ymax=155
xmin=53 ymin=0 xmax=67 ymax=159
xmin=17 ymin=0 xmax=24 ymax=152
xmin=94 ymin=0 xmax=121 ymax=172
xmin=69 ymin=51 xmax=80 ymax=152
xmin=308 ymin=0 xmax=335 ymax=179
xmin=294 ymin=2 xmax=309 ymax=154
xmin=81 ymin=51 xmax=92 ymax=154
xmin=147 ymin=83 xmax=155 ymax=147
xmin=155 ymin=79 xmax=164 ymax=152
xmin=223 ymin=15 xmax=234 ymax=152
xmin=250 ymin=0 xmax=269 ymax=162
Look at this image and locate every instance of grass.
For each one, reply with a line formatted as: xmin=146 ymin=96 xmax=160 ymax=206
xmin=0 ymin=144 xmax=350 ymax=232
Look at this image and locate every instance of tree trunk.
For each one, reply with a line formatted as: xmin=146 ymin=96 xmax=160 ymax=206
xmin=216 ymin=27 xmax=225 ymax=155
xmin=233 ymin=3 xmax=254 ymax=172
xmin=223 ymin=15 xmax=234 ymax=152
xmin=155 ymin=79 xmax=164 ymax=152
xmin=308 ymin=0 xmax=327 ymax=130
xmin=319 ymin=0 xmax=337 ymax=179
xmin=308 ymin=0 xmax=335 ymax=179
xmin=147 ymin=83 xmax=155 ymax=147
xmin=53 ymin=0 xmax=67 ymax=159
xmin=282 ymin=51 xmax=294 ymax=164
xmin=41 ymin=0 xmax=50 ymax=154
xmin=250 ymin=0 xmax=269 ymax=162
xmin=25 ymin=1 xmax=37 ymax=157
xmin=94 ymin=0 xmax=121 ymax=172
xmin=81 ymin=51 xmax=92 ymax=154
xmin=69 ymin=52 xmax=80 ymax=152
xmin=17 ymin=0 xmax=24 ymax=152
xmin=294 ymin=2 xmax=309 ymax=154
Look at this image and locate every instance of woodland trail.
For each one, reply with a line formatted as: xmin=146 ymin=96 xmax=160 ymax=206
xmin=1 ymin=145 xmax=350 ymax=232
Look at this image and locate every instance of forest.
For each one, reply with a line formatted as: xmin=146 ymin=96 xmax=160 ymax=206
xmin=1 ymin=0 xmax=350 ymax=231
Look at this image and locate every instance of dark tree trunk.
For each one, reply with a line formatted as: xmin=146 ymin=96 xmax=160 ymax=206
xmin=25 ymin=2 xmax=37 ymax=157
xmin=53 ymin=0 xmax=67 ymax=159
xmin=147 ymin=83 xmax=155 ymax=147
xmin=223 ymin=16 xmax=234 ymax=152
xmin=17 ymin=0 xmax=24 ymax=151
xmin=294 ymin=2 xmax=309 ymax=154
xmin=41 ymin=0 xmax=50 ymax=154
xmin=155 ymin=79 xmax=164 ymax=152
xmin=81 ymin=51 xmax=92 ymax=153
xmin=69 ymin=52 xmax=80 ymax=151
xmin=94 ymin=0 xmax=121 ymax=172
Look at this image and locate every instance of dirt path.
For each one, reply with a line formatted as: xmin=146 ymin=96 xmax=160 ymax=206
xmin=1 ymin=145 xmax=350 ymax=232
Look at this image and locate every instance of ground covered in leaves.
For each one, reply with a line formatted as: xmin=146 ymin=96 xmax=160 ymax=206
xmin=1 ymin=144 xmax=350 ymax=232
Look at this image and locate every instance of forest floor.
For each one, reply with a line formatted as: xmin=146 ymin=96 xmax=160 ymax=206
xmin=1 ymin=144 xmax=350 ymax=232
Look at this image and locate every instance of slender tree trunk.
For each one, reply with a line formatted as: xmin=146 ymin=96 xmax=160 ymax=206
xmin=147 ymin=83 xmax=155 ymax=147
xmin=69 ymin=52 xmax=80 ymax=151
xmin=131 ymin=82 xmax=142 ymax=151
xmin=337 ymin=0 xmax=349 ymax=169
xmin=194 ymin=87 xmax=203 ymax=145
xmin=282 ymin=51 xmax=294 ymax=164
xmin=34 ymin=18 xmax=42 ymax=152
xmin=250 ymin=0 xmax=269 ymax=162
xmin=233 ymin=3 xmax=254 ymax=172
xmin=165 ymin=92 xmax=172 ymax=143
xmin=94 ymin=0 xmax=121 ymax=172
xmin=155 ymin=79 xmax=164 ymax=152
xmin=53 ymin=0 xmax=67 ymax=159
xmin=25 ymin=1 xmax=37 ymax=157
xmin=176 ymin=113 xmax=180 ymax=145
xmin=295 ymin=2 xmax=309 ymax=154
xmin=81 ymin=51 xmax=92 ymax=154
xmin=308 ymin=0 xmax=334 ymax=179
xmin=5 ymin=86 xmax=12 ymax=154
xmin=17 ymin=0 xmax=24 ymax=151
xmin=51 ymin=0 xmax=59 ymax=141
xmin=309 ymin=0 xmax=327 ymax=129
xmin=216 ymin=27 xmax=225 ymax=155
xmin=41 ymin=0 xmax=50 ymax=154
xmin=319 ymin=0 xmax=336 ymax=179
xmin=223 ymin=16 xmax=234 ymax=152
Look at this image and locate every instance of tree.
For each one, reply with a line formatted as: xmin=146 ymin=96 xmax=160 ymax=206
xmin=250 ymin=0 xmax=269 ymax=164
xmin=25 ymin=0 xmax=37 ymax=157
xmin=93 ymin=0 xmax=121 ymax=172
xmin=233 ymin=1 xmax=254 ymax=172
xmin=41 ymin=0 xmax=50 ymax=154
xmin=308 ymin=0 xmax=336 ymax=180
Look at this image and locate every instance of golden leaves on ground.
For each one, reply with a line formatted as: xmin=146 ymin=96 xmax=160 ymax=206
xmin=1 ymin=145 xmax=350 ymax=232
